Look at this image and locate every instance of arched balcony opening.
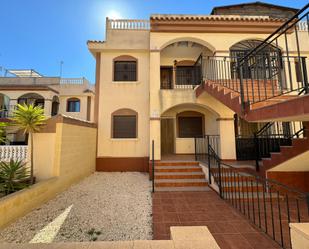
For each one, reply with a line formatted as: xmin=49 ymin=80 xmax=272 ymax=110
xmin=51 ymin=96 xmax=60 ymax=116
xmin=229 ymin=39 xmax=282 ymax=80
xmin=17 ymin=93 xmax=45 ymax=108
xmin=160 ymin=40 xmax=213 ymax=89
xmin=0 ymin=93 xmax=10 ymax=118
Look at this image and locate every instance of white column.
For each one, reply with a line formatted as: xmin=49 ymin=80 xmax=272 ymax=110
xmin=217 ymin=117 xmax=236 ymax=160
xmin=149 ymin=50 xmax=161 ymax=160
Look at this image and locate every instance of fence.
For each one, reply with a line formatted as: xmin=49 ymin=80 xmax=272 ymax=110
xmin=207 ymin=144 xmax=309 ymax=248
xmin=0 ymin=146 xmax=28 ymax=162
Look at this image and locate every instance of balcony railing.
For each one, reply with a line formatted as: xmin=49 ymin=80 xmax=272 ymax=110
xmin=199 ymin=4 xmax=309 ymax=110
xmin=0 ymin=145 xmax=28 ymax=162
xmin=60 ymin=78 xmax=89 ymax=85
xmin=203 ymin=54 xmax=308 ymax=105
xmin=107 ymin=19 xmax=150 ymax=30
xmin=0 ymin=105 xmax=16 ymax=118
xmin=297 ymin=20 xmax=308 ymax=31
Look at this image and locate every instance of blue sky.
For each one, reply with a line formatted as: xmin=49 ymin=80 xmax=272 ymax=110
xmin=0 ymin=0 xmax=307 ymax=83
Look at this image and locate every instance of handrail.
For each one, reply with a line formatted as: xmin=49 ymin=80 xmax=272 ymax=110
xmin=206 ymin=143 xmax=309 ymax=248
xmin=152 ymin=140 xmax=155 ymax=193
xmin=238 ymin=3 xmax=309 ymax=64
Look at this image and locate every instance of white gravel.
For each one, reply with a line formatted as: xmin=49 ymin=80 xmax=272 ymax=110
xmin=0 ymin=172 xmax=153 ymax=243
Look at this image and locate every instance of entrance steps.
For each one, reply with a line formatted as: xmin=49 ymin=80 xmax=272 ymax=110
xmin=154 ymin=161 xmax=208 ymax=191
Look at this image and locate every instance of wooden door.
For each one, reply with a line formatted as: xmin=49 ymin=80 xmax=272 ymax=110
xmin=160 ymin=67 xmax=173 ymax=89
xmin=161 ymin=119 xmax=174 ymax=155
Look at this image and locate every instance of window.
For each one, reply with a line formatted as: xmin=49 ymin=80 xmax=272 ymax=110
xmin=178 ymin=116 xmax=203 ymax=138
xmin=113 ymin=55 xmax=137 ymax=81
xmin=112 ymin=109 xmax=137 ymax=138
xmin=67 ymin=98 xmax=80 ymax=112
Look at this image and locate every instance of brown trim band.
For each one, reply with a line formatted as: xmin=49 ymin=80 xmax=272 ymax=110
xmin=96 ymin=157 xmax=149 ymax=172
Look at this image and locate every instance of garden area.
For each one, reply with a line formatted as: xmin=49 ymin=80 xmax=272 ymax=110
xmin=0 ymin=104 xmax=45 ymax=198
xmin=0 ymin=172 xmax=152 ymax=242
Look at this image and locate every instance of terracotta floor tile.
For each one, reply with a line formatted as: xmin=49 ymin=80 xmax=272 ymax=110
xmin=242 ymin=233 xmax=281 ymax=249
xmin=230 ymin=221 xmax=257 ymax=233
xmin=161 ymin=204 xmax=177 ymax=213
xmin=153 ymin=191 xmax=285 ymax=248
xmin=213 ymin=234 xmax=254 ymax=249
xmin=163 ymin=213 xmax=179 ymax=223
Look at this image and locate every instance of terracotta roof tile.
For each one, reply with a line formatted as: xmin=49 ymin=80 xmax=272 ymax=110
xmin=150 ymin=14 xmax=286 ymax=22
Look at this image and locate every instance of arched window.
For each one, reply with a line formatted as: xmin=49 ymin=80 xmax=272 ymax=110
xmin=112 ymin=109 xmax=137 ymax=138
xmin=113 ymin=55 xmax=137 ymax=81
xmin=229 ymin=39 xmax=281 ymax=80
xmin=67 ymin=98 xmax=80 ymax=112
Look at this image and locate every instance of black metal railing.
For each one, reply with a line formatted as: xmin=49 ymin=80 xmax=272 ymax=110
xmin=0 ymin=105 xmax=16 ymax=118
xmin=236 ymin=3 xmax=309 ymax=107
xmin=203 ymin=54 xmax=308 ymax=105
xmin=194 ymin=135 xmax=220 ymax=161
xmin=194 ymin=135 xmax=220 ymax=184
xmin=160 ymin=54 xmax=203 ymax=89
xmin=200 ymin=4 xmax=309 ymax=110
xmin=152 ymin=140 xmax=155 ymax=193
xmin=207 ymin=143 xmax=309 ymax=248
xmin=236 ymin=121 xmax=304 ymax=167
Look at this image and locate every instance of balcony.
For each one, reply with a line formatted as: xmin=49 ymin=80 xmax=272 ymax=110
xmin=106 ymin=19 xmax=150 ymax=30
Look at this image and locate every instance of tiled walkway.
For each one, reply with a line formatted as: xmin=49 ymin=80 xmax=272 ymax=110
xmin=153 ymin=191 xmax=281 ymax=249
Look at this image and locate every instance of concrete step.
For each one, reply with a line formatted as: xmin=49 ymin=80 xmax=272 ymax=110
xmin=155 ymin=178 xmax=207 ymax=183
xmin=155 ymin=186 xmax=210 ymax=192
xmin=155 ymin=181 xmax=208 ymax=188
xmin=155 ymin=161 xmax=198 ymax=166
xmin=155 ymin=165 xmax=203 ymax=173
xmin=155 ymin=172 xmax=205 ymax=179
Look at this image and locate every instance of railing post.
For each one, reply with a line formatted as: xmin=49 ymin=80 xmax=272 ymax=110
xmin=194 ymin=137 xmax=197 ymax=161
xmin=152 ymin=140 xmax=155 ymax=193
xmin=254 ymin=133 xmax=260 ymax=172
xmin=301 ymin=57 xmax=309 ymax=94
xmin=306 ymin=194 xmax=309 ymax=215
xmin=218 ymin=157 xmax=223 ymax=198
xmin=207 ymin=139 xmax=212 ymax=185
xmin=238 ymin=64 xmax=246 ymax=112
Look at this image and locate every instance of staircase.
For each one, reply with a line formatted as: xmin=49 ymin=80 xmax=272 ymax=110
xmin=196 ymin=80 xmax=303 ymax=122
xmin=261 ymin=137 xmax=309 ymax=173
xmin=154 ymin=161 xmax=209 ymax=191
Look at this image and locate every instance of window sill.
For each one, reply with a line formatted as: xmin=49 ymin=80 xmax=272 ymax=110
xmin=112 ymin=81 xmax=140 ymax=84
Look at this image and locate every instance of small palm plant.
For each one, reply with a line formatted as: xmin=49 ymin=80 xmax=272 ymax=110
xmin=0 ymin=160 xmax=30 ymax=195
xmin=0 ymin=122 xmax=7 ymax=144
xmin=10 ymin=104 xmax=45 ymax=184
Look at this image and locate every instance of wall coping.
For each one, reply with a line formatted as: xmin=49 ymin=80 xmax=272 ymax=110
xmin=290 ymin=223 xmax=309 ymax=240
xmin=39 ymin=114 xmax=97 ymax=133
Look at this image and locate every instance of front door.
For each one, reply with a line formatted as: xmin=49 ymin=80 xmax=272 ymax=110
xmin=161 ymin=118 xmax=174 ymax=155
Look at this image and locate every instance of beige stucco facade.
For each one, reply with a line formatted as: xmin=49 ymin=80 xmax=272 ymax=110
xmin=88 ymin=13 xmax=309 ymax=165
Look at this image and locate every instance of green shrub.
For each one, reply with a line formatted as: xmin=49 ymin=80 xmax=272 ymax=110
xmin=0 ymin=160 xmax=30 ymax=195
